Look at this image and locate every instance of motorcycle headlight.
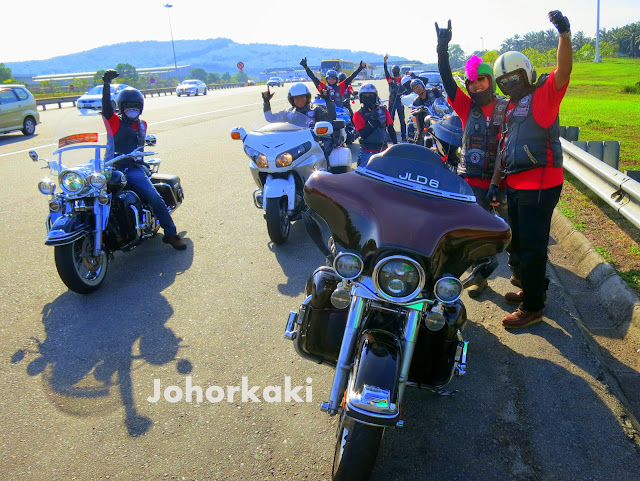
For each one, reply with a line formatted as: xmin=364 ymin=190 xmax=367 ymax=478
xmin=434 ymin=276 xmax=463 ymax=304
xmin=333 ymin=253 xmax=364 ymax=280
xmin=89 ymin=173 xmax=107 ymax=188
xmin=276 ymin=142 xmax=312 ymax=168
xmin=59 ymin=171 xmax=86 ymax=194
xmin=244 ymin=146 xmax=269 ymax=168
xmin=373 ymin=256 xmax=425 ymax=302
xmin=38 ymin=178 xmax=56 ymax=195
xmin=276 ymin=152 xmax=293 ymax=168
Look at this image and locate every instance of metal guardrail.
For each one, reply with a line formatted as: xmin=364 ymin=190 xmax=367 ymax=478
xmin=36 ymin=83 xmax=249 ymax=109
xmin=561 ymin=138 xmax=640 ymax=231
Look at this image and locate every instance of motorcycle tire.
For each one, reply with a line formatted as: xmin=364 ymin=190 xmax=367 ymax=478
xmin=332 ymin=412 xmax=384 ymax=481
xmin=265 ymin=197 xmax=290 ymax=245
xmin=54 ymin=235 xmax=108 ymax=294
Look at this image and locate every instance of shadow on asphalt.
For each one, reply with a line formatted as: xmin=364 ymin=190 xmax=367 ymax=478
xmin=11 ymin=234 xmax=194 ymax=437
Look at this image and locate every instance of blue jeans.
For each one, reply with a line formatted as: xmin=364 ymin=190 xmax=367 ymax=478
xmin=388 ymin=96 xmax=406 ymax=138
xmin=122 ymin=165 xmax=177 ymax=236
xmin=357 ymin=149 xmax=381 ymax=167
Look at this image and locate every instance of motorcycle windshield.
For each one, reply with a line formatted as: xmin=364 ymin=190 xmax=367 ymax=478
xmin=258 ymin=110 xmax=317 ymax=131
xmin=51 ymin=110 xmax=111 ymax=172
xmin=304 ymin=144 xmax=511 ymax=269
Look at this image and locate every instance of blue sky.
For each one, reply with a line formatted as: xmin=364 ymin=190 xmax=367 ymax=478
xmin=2 ymin=0 xmax=638 ymax=65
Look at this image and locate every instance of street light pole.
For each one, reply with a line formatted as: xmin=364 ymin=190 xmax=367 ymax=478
xmin=164 ymin=4 xmax=178 ymax=73
xmin=594 ymin=0 xmax=602 ymax=62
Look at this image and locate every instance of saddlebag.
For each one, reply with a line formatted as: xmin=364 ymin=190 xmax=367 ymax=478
xmin=293 ymin=266 xmax=348 ymax=366
xmin=151 ymin=173 xmax=184 ymax=209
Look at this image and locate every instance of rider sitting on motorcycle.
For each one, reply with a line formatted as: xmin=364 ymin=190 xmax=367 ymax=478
xmin=299 ymin=58 xmax=365 ymax=108
xmin=353 ymin=83 xmax=397 ymax=166
xmin=262 ymin=82 xmax=336 ymax=125
xmin=101 ymin=69 xmax=186 ymax=250
xmin=436 ymin=20 xmax=510 ymax=297
xmin=384 ymin=56 xmax=408 ymax=141
xmin=410 ymin=78 xmax=444 ymax=144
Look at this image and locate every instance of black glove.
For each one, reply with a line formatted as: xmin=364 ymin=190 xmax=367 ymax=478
xmin=548 ymin=10 xmax=570 ymax=34
xmin=102 ymin=69 xmax=119 ymax=83
xmin=486 ymin=183 xmax=501 ymax=205
xmin=435 ymin=20 xmax=452 ymax=54
xmin=300 ymin=57 xmax=308 ymax=68
xmin=262 ymin=88 xmax=274 ymax=102
xmin=359 ymin=61 xmax=366 ymax=70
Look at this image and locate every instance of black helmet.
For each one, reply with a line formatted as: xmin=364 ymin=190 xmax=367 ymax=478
xmin=338 ymin=72 xmax=347 ymax=82
xmin=392 ymin=64 xmax=400 ymax=75
xmin=410 ymin=79 xmax=425 ymax=90
xmin=326 ymin=69 xmax=338 ymax=80
xmin=117 ymin=87 xmax=144 ymax=116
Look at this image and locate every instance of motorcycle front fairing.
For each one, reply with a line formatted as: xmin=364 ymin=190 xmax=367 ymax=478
xmin=243 ymin=112 xmax=328 ymax=211
xmin=304 ymin=144 xmax=511 ymax=280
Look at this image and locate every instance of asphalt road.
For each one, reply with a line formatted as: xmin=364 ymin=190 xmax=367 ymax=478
xmin=1 ymin=83 xmax=639 ymax=481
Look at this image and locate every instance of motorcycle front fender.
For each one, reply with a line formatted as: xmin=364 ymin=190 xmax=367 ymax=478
xmin=45 ymin=213 xmax=90 ymax=246
xmin=262 ymin=174 xmax=296 ymax=211
xmin=344 ymin=329 xmax=402 ymax=427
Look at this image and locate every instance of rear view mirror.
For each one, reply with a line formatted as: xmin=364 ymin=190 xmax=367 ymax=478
xmin=29 ymin=150 xmax=39 ymax=162
xmin=314 ymin=122 xmax=333 ymax=138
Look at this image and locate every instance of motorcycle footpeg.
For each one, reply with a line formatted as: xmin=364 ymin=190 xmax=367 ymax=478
xmin=454 ymin=341 xmax=469 ymax=376
xmin=284 ymin=311 xmax=298 ymax=340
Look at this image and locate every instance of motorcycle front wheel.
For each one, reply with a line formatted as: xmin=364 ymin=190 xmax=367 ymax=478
xmin=265 ymin=197 xmax=290 ymax=245
xmin=332 ymin=412 xmax=384 ymax=481
xmin=54 ymin=235 xmax=108 ymax=294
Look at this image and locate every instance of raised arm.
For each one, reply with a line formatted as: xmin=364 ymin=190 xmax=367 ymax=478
xmin=345 ymin=61 xmax=366 ymax=86
xmin=548 ymin=10 xmax=573 ymax=90
xmin=101 ymin=69 xmax=119 ymax=118
xmin=435 ymin=20 xmax=459 ymax=101
xmin=383 ymin=55 xmax=390 ymax=80
xmin=300 ymin=57 xmax=321 ymax=87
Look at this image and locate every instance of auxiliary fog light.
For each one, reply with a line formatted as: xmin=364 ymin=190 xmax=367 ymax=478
xmin=330 ymin=284 xmax=351 ymax=309
xmin=424 ymin=303 xmax=446 ymax=331
xmin=38 ymin=178 xmax=56 ymax=195
xmin=98 ymin=194 xmax=110 ymax=205
xmin=434 ymin=276 xmax=463 ymax=304
xmin=48 ymin=200 xmax=62 ymax=213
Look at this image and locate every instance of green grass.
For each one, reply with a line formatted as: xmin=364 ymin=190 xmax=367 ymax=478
xmin=538 ymin=58 xmax=640 ymax=171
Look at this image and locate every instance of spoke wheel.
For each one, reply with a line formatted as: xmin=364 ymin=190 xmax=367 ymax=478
xmin=54 ymin=235 xmax=108 ymax=294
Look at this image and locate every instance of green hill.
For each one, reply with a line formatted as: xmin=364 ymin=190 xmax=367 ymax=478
xmin=5 ymin=38 xmax=409 ymax=77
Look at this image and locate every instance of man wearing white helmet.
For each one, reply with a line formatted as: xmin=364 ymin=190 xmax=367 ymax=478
xmin=261 ymin=82 xmax=335 ymax=125
xmin=353 ymin=83 xmax=397 ymax=166
xmin=491 ymin=10 xmax=573 ymax=329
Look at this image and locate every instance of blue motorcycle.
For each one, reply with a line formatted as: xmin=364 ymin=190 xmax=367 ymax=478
xmin=313 ymin=96 xmax=358 ymax=145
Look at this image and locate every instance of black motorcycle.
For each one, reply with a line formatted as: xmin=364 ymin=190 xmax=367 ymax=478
xmin=31 ymin=112 xmax=184 ymax=293
xmin=284 ymin=144 xmax=511 ymax=480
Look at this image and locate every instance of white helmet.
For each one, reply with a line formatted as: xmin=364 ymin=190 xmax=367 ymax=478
xmin=401 ymin=75 xmax=412 ymax=88
xmin=493 ymin=51 xmax=536 ymax=85
xmin=359 ymin=83 xmax=378 ymax=102
xmin=287 ymin=82 xmax=311 ymax=107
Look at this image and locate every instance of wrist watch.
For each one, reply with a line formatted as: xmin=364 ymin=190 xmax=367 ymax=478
xmin=559 ymin=31 xmax=571 ymax=38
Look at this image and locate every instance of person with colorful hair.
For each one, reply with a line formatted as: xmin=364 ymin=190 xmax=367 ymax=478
xmin=490 ymin=10 xmax=572 ymax=329
xmin=435 ymin=20 xmax=509 ymax=298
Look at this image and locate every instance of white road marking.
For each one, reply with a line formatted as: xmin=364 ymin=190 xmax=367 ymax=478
xmin=0 ymin=98 xmax=285 ymax=158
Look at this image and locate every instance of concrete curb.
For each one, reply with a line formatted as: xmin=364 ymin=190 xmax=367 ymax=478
xmin=550 ymin=208 xmax=640 ymax=340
